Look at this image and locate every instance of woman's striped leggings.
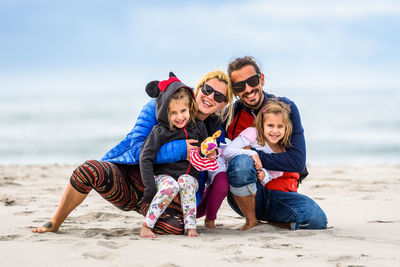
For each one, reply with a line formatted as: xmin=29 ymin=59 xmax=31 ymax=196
xmin=69 ymin=160 xmax=184 ymax=235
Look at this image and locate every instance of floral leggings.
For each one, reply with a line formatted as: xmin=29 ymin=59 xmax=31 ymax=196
xmin=144 ymin=174 xmax=199 ymax=230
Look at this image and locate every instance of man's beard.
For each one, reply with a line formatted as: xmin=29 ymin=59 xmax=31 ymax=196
xmin=242 ymin=88 xmax=263 ymax=109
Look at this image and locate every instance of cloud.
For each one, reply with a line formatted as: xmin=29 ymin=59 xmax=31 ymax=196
xmin=240 ymin=0 xmax=400 ymax=19
xmin=1 ymin=0 xmax=399 ymax=91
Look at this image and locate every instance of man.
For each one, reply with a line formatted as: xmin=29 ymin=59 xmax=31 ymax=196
xmin=225 ymin=56 xmax=327 ymax=230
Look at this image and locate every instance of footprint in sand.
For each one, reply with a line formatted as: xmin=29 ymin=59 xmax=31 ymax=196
xmin=0 ymin=234 xmax=22 ymax=241
xmin=368 ymin=220 xmax=400 ymax=223
xmin=82 ymin=251 xmax=116 ymax=260
xmin=0 ymin=195 xmax=17 ymax=206
xmin=14 ymin=210 xmax=34 ymax=215
xmin=101 ymin=228 xmax=137 ymax=238
xmin=97 ymin=240 xmax=126 ymax=249
xmin=260 ymin=243 xmax=302 ymax=250
xmin=224 ymin=255 xmax=264 ymax=263
xmin=327 ymin=254 xmax=360 ymax=263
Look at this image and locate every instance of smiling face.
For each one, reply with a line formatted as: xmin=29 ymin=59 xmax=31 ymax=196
xmin=195 ymin=77 xmax=228 ymax=120
xmin=263 ymin=113 xmax=286 ymax=147
xmin=231 ymin=65 xmax=265 ymax=109
xmin=168 ymin=98 xmax=190 ymax=129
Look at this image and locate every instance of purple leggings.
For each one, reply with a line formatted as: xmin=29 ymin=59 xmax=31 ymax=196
xmin=196 ymin=172 xmax=229 ymax=220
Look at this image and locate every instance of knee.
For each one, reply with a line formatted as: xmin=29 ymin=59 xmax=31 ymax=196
xmin=305 ymin=204 xmax=328 ymax=229
xmin=158 ymin=176 xmax=180 ymax=197
xmin=213 ymin=172 xmax=230 ymax=196
xmin=227 ymin=155 xmax=257 ymax=187
xmin=178 ymin=175 xmax=198 ymax=191
xmin=297 ymin=199 xmax=328 ymax=230
xmin=70 ymin=160 xmax=103 ymax=193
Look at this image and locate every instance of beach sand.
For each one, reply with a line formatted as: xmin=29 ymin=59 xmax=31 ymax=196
xmin=1 ymin=164 xmax=399 ymax=267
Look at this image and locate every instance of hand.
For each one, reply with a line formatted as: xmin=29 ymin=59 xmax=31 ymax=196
xmin=243 ymin=146 xmax=251 ymax=150
xmin=257 ymin=170 xmax=265 ymax=182
xmin=206 ymin=150 xmax=217 ymax=161
xmin=251 ymin=154 xmax=262 ymax=170
xmin=186 ymin=139 xmax=199 ymax=160
xmin=173 ymin=194 xmax=181 ymax=205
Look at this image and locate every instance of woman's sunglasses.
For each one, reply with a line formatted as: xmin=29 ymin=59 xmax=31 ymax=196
xmin=232 ymin=73 xmax=261 ymax=93
xmin=201 ymin=83 xmax=227 ymax=103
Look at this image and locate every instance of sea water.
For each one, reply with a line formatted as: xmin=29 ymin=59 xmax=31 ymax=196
xmin=1 ymin=85 xmax=399 ymax=166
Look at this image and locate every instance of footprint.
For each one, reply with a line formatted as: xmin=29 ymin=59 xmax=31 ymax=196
xmin=368 ymin=220 xmax=400 ymax=224
xmin=82 ymin=251 xmax=115 ymax=260
xmin=0 ymin=195 xmax=17 ymax=206
xmin=224 ymin=256 xmax=263 ymax=263
xmin=0 ymin=234 xmax=22 ymax=241
xmin=260 ymin=243 xmax=302 ymax=250
xmin=97 ymin=240 xmax=125 ymax=249
xmin=14 ymin=211 xmax=34 ymax=215
xmin=328 ymin=255 xmax=358 ymax=263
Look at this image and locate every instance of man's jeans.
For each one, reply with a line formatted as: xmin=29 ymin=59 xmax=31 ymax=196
xmin=227 ymin=154 xmax=327 ymax=230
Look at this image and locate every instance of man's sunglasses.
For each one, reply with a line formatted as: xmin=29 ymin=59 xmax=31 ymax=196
xmin=201 ymin=83 xmax=227 ymax=103
xmin=232 ymin=73 xmax=261 ymax=93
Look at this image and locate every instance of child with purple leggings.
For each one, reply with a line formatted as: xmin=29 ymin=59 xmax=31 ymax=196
xmin=197 ymin=170 xmax=229 ymax=229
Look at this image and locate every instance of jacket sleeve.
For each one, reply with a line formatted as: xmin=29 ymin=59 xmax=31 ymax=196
xmin=128 ymin=99 xmax=187 ymax=164
xmin=223 ymin=135 xmax=257 ymax=162
xmin=139 ymin=126 xmax=162 ymax=204
xmin=256 ymin=99 xmax=306 ymax=172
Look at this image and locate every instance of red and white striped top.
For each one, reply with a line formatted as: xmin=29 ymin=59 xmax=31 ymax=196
xmin=189 ymin=148 xmax=219 ymax=172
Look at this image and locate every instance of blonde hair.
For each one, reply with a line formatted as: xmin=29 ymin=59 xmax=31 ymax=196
xmin=168 ymin=88 xmax=197 ymax=131
xmin=194 ymin=70 xmax=234 ymax=129
xmin=254 ymin=99 xmax=293 ymax=148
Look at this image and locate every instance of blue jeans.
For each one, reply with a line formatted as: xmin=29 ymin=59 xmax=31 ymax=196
xmin=227 ymin=154 xmax=258 ymax=196
xmin=227 ymin=155 xmax=327 ymax=230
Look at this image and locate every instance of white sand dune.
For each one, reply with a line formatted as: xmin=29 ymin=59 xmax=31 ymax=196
xmin=1 ymin=164 xmax=399 ymax=266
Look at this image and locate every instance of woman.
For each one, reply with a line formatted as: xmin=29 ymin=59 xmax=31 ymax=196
xmin=32 ymin=70 xmax=233 ymax=235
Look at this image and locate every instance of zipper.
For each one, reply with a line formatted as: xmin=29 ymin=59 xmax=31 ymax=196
xmin=183 ymin=124 xmax=191 ymax=174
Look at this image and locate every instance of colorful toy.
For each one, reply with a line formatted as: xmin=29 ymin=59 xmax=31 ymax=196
xmin=201 ymin=130 xmax=221 ymax=155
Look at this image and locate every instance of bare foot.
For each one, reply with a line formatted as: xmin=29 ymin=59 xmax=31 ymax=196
xmin=140 ymin=225 xmax=157 ymax=238
xmin=204 ymin=218 xmax=217 ymax=229
xmin=31 ymin=220 xmax=58 ymax=233
xmin=241 ymin=220 xmax=258 ymax=231
xmin=187 ymin=229 xmax=200 ymax=237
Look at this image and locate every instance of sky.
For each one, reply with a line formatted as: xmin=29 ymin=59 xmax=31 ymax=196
xmin=0 ymin=0 xmax=400 ymax=165
xmin=1 ymin=0 xmax=400 ymax=92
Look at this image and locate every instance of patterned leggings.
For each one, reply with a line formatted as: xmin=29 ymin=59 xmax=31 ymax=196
xmin=69 ymin=160 xmax=184 ymax=235
xmin=144 ymin=174 xmax=198 ymax=230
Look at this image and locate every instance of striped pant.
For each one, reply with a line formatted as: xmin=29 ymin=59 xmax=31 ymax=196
xmin=70 ymin=160 xmax=184 ymax=235
xmin=144 ymin=174 xmax=198 ymax=230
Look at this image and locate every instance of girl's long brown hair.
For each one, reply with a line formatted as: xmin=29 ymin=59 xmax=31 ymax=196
xmin=254 ymin=98 xmax=293 ymax=148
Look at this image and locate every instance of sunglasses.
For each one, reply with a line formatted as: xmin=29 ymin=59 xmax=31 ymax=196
xmin=201 ymin=83 xmax=227 ymax=103
xmin=232 ymin=73 xmax=261 ymax=93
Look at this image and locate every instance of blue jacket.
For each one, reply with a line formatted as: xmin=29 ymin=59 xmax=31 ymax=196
xmin=102 ymin=99 xmax=187 ymax=164
xmin=226 ymin=91 xmax=306 ymax=173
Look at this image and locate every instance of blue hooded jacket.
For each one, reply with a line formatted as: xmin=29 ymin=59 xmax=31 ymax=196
xmin=101 ymin=98 xmax=187 ymax=164
xmin=102 ymin=97 xmax=226 ymax=204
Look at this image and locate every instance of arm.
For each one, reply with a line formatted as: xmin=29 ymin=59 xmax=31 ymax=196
xmin=256 ymin=99 xmax=306 ymax=172
xmin=257 ymin=168 xmax=284 ymax=186
xmin=139 ymin=127 xmax=162 ymax=204
xmin=223 ymin=135 xmax=257 ymax=162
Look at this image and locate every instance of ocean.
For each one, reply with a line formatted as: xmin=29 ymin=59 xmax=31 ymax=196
xmin=1 ymin=84 xmax=399 ymax=166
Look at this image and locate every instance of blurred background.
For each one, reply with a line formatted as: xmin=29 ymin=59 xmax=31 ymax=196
xmin=1 ymin=0 xmax=399 ymax=165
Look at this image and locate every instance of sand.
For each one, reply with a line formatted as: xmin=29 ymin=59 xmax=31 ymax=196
xmin=1 ymin=164 xmax=399 ymax=267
